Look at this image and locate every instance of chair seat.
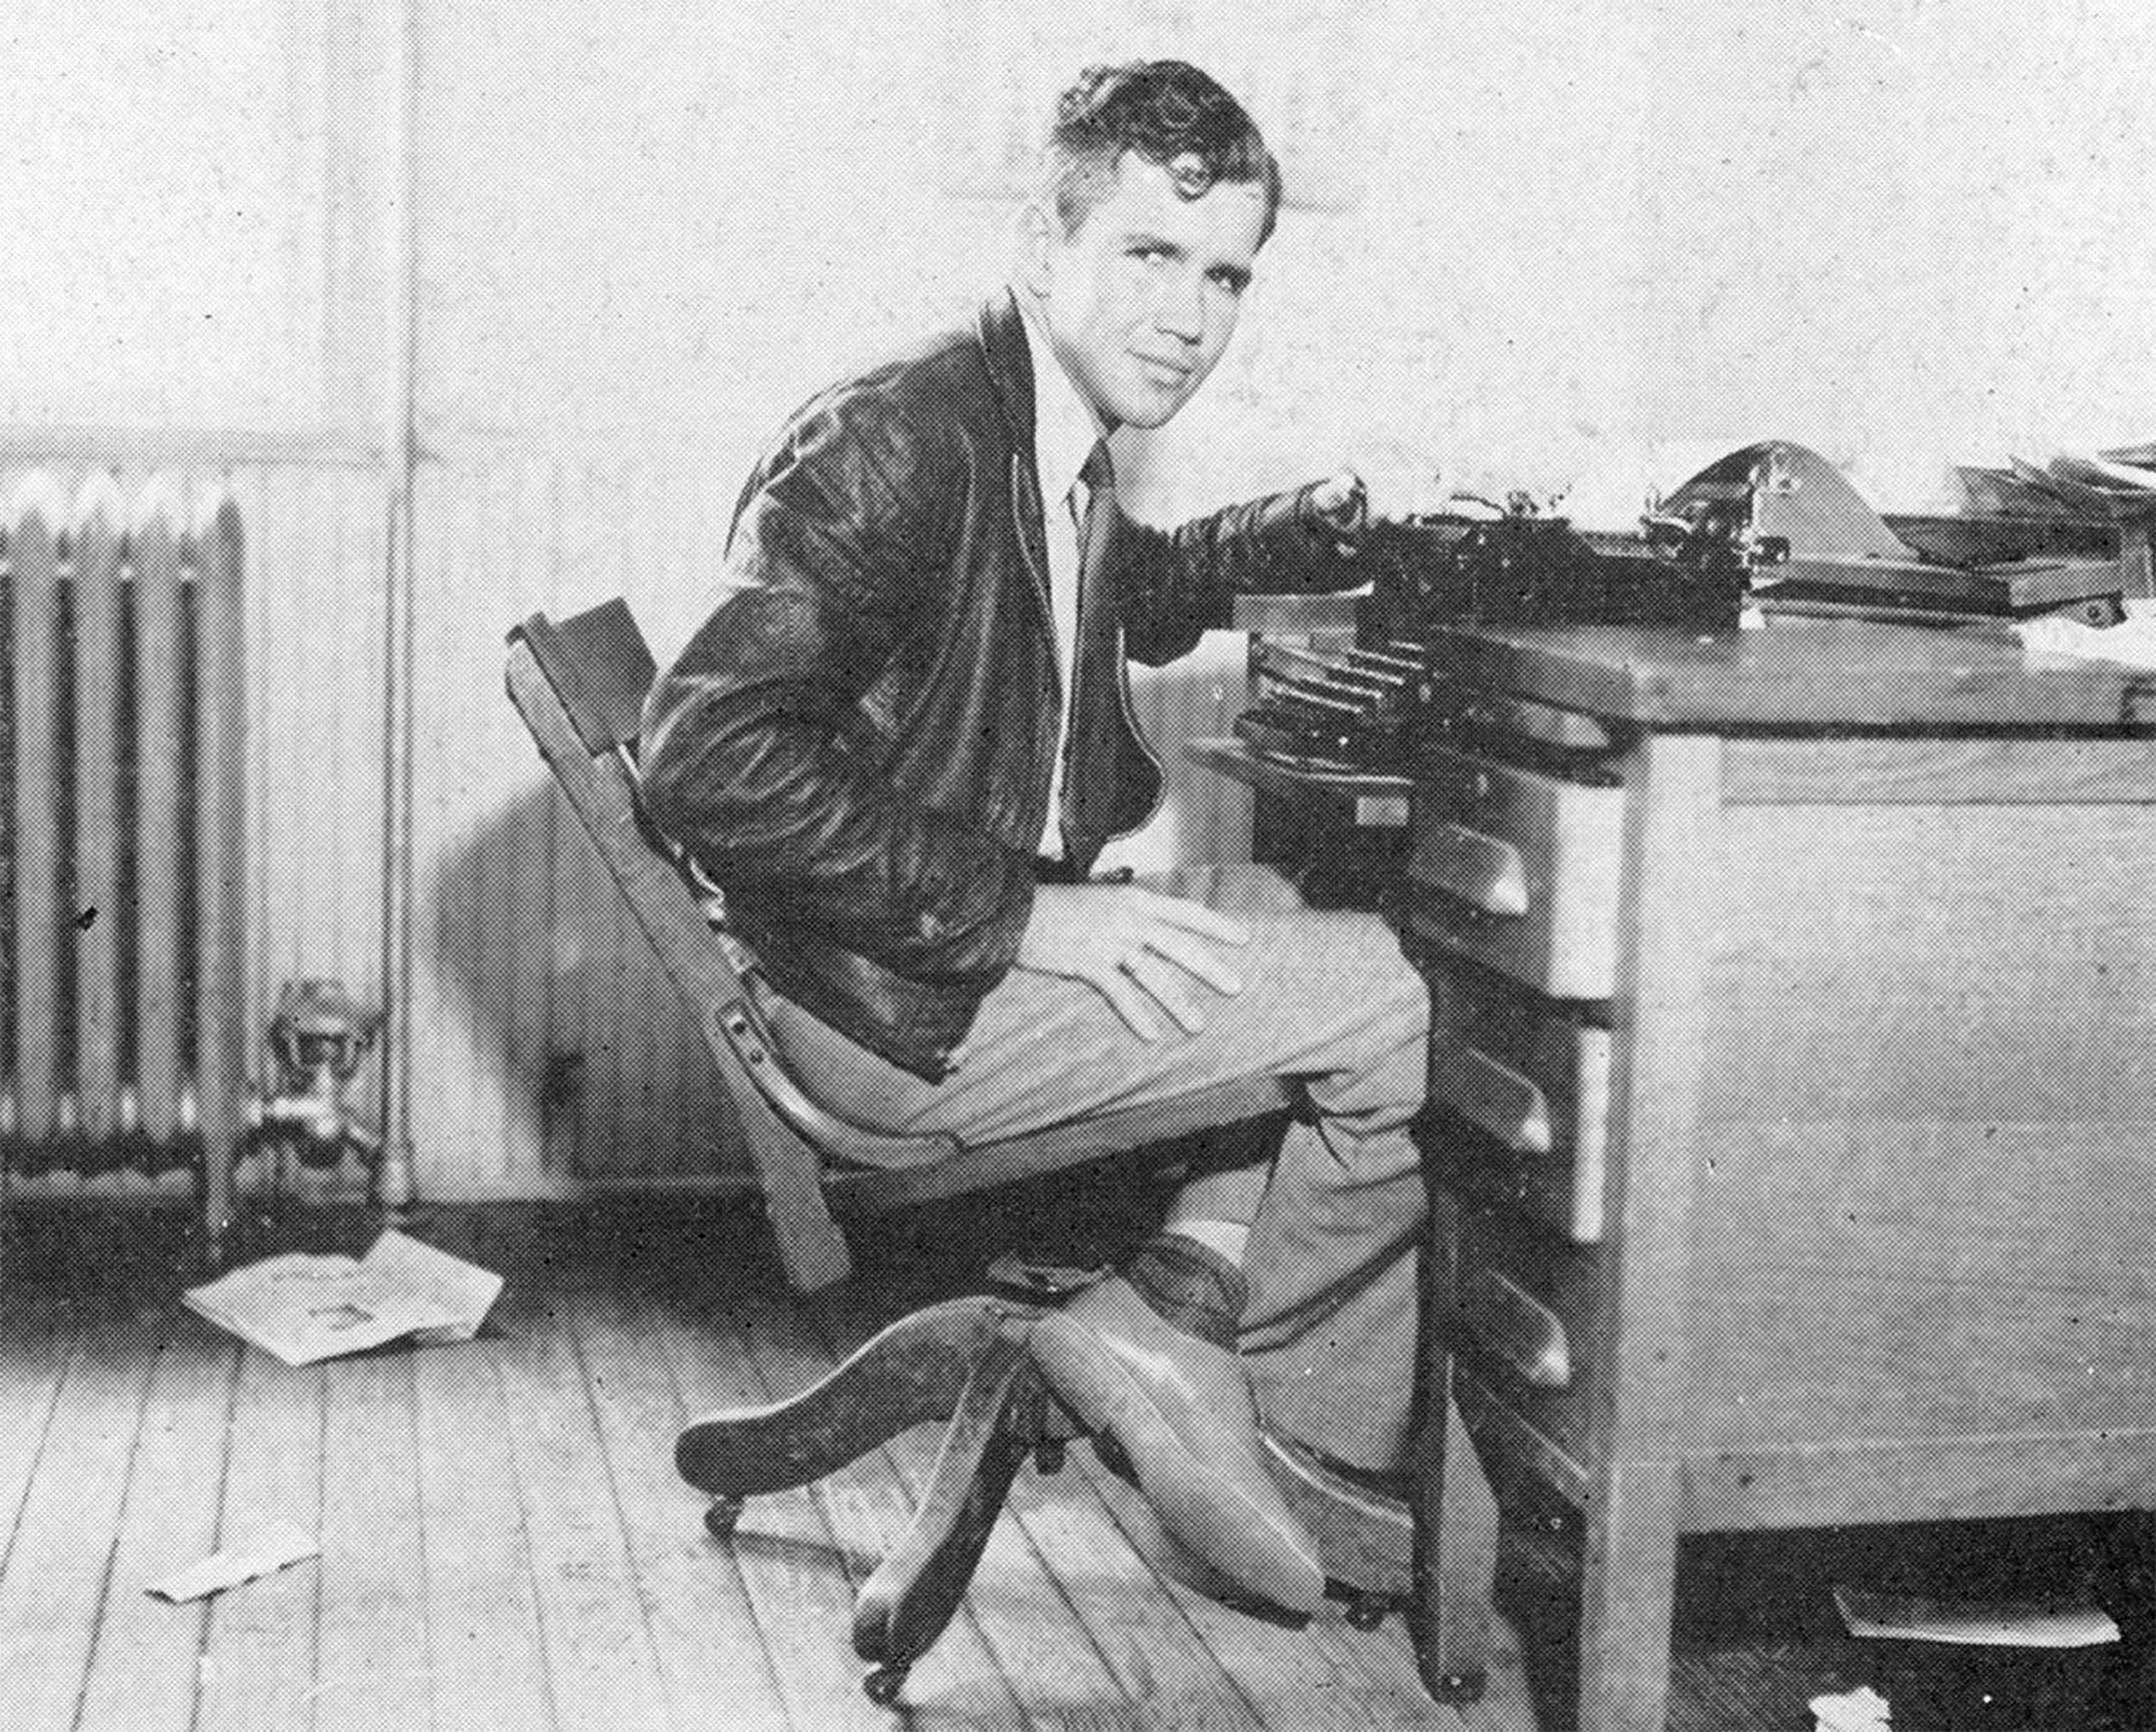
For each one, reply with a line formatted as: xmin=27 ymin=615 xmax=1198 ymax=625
xmin=708 ymin=982 xmax=1297 ymax=1187
xmin=828 ymin=1072 xmax=1296 ymax=1213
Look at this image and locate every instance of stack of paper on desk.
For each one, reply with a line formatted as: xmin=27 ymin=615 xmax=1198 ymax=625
xmin=2045 ymin=448 xmax=2156 ymax=506
xmin=1994 ymin=440 xmax=2156 ymax=665
xmin=184 ymin=1230 xmax=503 ymax=1365
xmin=1952 ymin=442 xmax=2156 ymax=519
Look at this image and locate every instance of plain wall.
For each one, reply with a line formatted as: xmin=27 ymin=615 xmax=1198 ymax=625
xmin=8 ymin=0 xmax=2153 ymax=1194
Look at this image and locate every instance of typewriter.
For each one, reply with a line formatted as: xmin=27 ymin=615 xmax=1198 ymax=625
xmin=1234 ymin=439 xmax=2134 ymax=776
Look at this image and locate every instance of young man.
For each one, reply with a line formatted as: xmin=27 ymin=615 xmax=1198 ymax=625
xmin=640 ymin=61 xmax=1429 ymax=1616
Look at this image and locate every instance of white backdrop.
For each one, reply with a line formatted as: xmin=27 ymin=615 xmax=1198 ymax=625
xmin=0 ymin=0 xmax=375 ymax=434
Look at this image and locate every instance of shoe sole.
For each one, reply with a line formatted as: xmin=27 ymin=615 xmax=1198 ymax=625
xmin=1032 ymin=1311 xmax=1327 ymax=1614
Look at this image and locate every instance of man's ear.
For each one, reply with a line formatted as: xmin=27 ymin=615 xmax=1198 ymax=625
xmin=1015 ymin=201 xmax=1056 ymax=299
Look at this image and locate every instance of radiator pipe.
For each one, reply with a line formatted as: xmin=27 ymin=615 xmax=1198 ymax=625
xmin=376 ymin=0 xmax=421 ymax=1213
xmin=246 ymin=979 xmax=387 ymax=1194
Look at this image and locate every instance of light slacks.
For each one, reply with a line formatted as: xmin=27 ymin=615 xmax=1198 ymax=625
xmin=751 ymin=862 xmax=1431 ymax=1473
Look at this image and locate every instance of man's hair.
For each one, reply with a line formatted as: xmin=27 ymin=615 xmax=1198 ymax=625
xmin=1043 ymin=61 xmax=1283 ymax=246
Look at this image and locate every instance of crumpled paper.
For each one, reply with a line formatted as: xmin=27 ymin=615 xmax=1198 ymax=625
xmin=147 ymin=1520 xmax=319 ymax=1603
xmin=1810 ymin=1682 xmax=1892 ymax=1731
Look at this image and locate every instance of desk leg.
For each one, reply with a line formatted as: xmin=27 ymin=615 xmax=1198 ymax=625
xmin=2099 ymin=1509 xmax=2156 ymax=1727
xmin=1578 ymin=1460 xmax=1680 ymax=1732
xmin=1411 ymin=1354 xmax=1497 ymax=1702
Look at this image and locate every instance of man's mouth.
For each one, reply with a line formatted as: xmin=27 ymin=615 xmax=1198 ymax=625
xmin=1133 ymin=355 xmax=1194 ymax=388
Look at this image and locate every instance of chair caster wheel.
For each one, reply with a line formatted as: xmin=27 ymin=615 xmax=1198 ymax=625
xmin=704 ymin=1497 xmax=744 ymax=1540
xmin=1426 ymin=1669 xmax=1486 ymax=1704
xmin=1034 ymin=1440 xmax=1066 ymax=1475
xmin=1345 ymin=1592 xmax=1390 ymax=1631
xmin=863 ymin=1663 xmax=909 ymax=1706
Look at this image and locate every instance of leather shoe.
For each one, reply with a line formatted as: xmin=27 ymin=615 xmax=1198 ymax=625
xmin=1031 ymin=1270 xmax=1328 ymax=1614
xmin=1112 ymin=1492 xmax=1313 ymax=1627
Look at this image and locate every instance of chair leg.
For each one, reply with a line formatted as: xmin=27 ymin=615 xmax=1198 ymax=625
xmin=676 ymin=1296 xmax=1039 ymax=1497
xmin=700 ymin=1003 xmax=854 ymax=1293
xmin=851 ymin=1334 xmax=1039 ymax=1699
xmin=1411 ymin=1367 xmax=1499 ymax=1704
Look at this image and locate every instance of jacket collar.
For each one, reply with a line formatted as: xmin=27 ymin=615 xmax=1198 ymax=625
xmin=979 ymin=289 xmax=1038 ymax=468
xmin=1018 ymin=301 xmax=1105 ymax=521
xmin=981 ymin=288 xmax=1056 ymax=594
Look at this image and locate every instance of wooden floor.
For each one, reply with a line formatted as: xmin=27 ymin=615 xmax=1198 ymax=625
xmin=0 ymin=1187 xmax=2140 ymax=1732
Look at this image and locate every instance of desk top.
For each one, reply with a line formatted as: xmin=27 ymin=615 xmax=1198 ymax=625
xmin=1225 ymin=586 xmax=2156 ymax=731
xmin=1421 ymin=614 xmax=2156 ymax=730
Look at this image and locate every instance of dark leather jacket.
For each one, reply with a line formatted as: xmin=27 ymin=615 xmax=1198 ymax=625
xmin=639 ymin=291 xmax=1363 ymax=1080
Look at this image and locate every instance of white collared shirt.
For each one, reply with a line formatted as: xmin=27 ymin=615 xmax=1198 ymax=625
xmin=1017 ymin=300 xmax=1109 ymax=858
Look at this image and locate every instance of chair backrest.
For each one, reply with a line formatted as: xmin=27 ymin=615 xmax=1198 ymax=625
xmin=512 ymin=596 xmax=656 ymax=759
xmin=506 ymin=601 xmax=743 ymax=1014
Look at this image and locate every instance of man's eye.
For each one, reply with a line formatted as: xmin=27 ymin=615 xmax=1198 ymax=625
xmin=1209 ymin=270 xmax=1247 ymax=294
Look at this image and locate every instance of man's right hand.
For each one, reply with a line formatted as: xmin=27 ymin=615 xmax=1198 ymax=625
xmin=1015 ymin=883 xmax=1250 ymax=1041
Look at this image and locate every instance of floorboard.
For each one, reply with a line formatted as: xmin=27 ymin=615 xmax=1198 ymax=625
xmin=412 ymin=1294 xmax=557 ymax=1732
xmin=567 ymin=1273 xmax=791 ymax=1732
xmin=0 ymin=1200 xmax=2135 ymax=1732
xmin=317 ymin=1339 xmax=432 ymax=1732
xmin=489 ymin=1279 xmax=676 ymax=1732
xmin=76 ymin=1322 xmax=238 ymax=1732
xmin=196 ymin=1340 xmax=326 ymax=1732
xmin=0 ymin=1314 xmax=159 ymax=1732
xmin=0 ymin=1301 xmax=79 ymax=1596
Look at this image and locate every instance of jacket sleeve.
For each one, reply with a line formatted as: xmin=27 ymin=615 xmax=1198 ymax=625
xmin=1113 ymin=476 xmax=1370 ymax=666
xmin=636 ymin=393 xmax=1028 ymax=987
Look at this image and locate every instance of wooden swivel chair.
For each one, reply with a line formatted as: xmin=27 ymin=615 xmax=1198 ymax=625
xmin=504 ymin=598 xmax=1490 ymax=1705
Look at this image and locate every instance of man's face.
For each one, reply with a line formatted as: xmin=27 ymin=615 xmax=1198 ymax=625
xmin=1029 ymin=151 xmax=1268 ymax=432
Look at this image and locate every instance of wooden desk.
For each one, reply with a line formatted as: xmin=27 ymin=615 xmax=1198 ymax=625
xmin=1395 ymin=613 xmax=2156 ymax=1729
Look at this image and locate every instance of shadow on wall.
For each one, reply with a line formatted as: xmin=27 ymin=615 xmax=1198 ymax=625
xmin=430 ymin=779 xmax=741 ymax=1193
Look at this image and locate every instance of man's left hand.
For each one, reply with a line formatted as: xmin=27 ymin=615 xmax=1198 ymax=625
xmin=1315 ymin=453 xmax=1462 ymax=529
xmin=1324 ymin=438 xmax=1607 ymax=527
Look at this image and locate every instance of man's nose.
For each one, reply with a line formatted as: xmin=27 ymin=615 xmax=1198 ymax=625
xmin=1152 ymin=269 xmax=1205 ymax=342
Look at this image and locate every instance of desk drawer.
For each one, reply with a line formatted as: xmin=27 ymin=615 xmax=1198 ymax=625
xmin=1426 ymin=965 xmax=1611 ymax=1243
xmin=1450 ymin=1203 xmax=1603 ymax=1466
xmin=1404 ymin=745 xmax=1625 ymax=1000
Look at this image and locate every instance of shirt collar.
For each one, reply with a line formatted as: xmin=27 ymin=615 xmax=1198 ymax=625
xmin=1017 ymin=297 xmax=1107 ymax=513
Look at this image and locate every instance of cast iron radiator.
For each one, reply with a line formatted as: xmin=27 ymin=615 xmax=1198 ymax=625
xmin=0 ymin=471 xmax=246 ymax=1249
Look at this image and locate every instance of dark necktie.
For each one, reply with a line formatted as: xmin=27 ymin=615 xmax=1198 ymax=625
xmin=1060 ymin=438 xmax=1121 ymax=868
